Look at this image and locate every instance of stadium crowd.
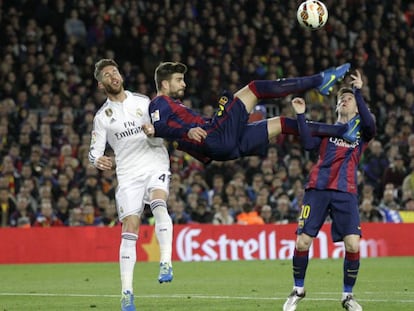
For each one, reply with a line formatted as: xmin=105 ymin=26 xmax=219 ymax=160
xmin=0 ymin=0 xmax=414 ymax=228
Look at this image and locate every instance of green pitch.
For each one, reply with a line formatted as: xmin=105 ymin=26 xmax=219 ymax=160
xmin=1 ymin=257 xmax=413 ymax=310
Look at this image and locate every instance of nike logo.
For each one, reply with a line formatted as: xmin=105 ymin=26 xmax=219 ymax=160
xmin=349 ymin=118 xmax=360 ymax=133
xmin=321 ymin=74 xmax=335 ymax=90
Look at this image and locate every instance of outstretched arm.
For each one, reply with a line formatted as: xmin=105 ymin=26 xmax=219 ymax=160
xmin=350 ymin=70 xmax=376 ymax=141
xmin=149 ymin=97 xmax=207 ymax=142
xmin=291 ymin=97 xmax=322 ymax=150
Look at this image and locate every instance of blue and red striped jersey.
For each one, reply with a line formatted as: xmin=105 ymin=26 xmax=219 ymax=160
xmin=306 ymin=137 xmax=366 ymax=193
xmin=297 ymin=89 xmax=376 ymax=194
xmin=149 ymin=95 xmax=212 ymax=163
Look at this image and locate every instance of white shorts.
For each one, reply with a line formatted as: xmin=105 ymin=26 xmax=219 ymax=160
xmin=115 ymin=170 xmax=170 ymax=221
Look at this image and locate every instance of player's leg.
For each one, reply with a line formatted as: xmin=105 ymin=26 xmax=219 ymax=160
xmin=147 ymin=171 xmax=173 ymax=283
xmin=283 ymin=190 xmax=330 ymax=311
xmin=267 ymin=116 xmax=348 ymax=140
xmin=283 ymin=231 xmax=312 ymax=311
xmin=117 ymin=182 xmax=145 ymax=311
xmin=119 ymin=215 xmax=139 ymax=311
xmin=341 ymin=235 xmax=363 ymax=311
xmin=235 ymin=63 xmax=350 ymax=113
xmin=330 ymin=193 xmax=362 ymax=311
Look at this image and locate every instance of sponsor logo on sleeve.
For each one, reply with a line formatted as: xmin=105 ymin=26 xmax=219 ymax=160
xmin=151 ymin=110 xmax=160 ymax=122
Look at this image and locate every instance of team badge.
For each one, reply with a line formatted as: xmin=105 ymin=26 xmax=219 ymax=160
xmin=136 ymin=108 xmax=143 ymax=117
xmin=105 ymin=108 xmax=113 ymax=117
xmin=219 ymin=96 xmax=228 ymax=105
xmin=217 ymin=96 xmax=228 ymax=117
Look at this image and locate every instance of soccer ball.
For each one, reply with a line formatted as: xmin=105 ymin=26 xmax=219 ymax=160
xmin=297 ymin=0 xmax=328 ymax=30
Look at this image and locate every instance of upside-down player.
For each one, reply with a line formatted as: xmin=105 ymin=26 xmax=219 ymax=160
xmin=144 ymin=61 xmax=356 ymax=164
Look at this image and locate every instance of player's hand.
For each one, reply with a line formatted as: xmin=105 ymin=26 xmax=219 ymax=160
xmin=350 ymin=70 xmax=363 ymax=89
xmin=188 ymin=127 xmax=207 ymax=142
xmin=291 ymin=97 xmax=306 ymax=114
xmin=143 ymin=123 xmax=155 ymax=137
xmin=96 ymin=156 xmax=113 ymax=170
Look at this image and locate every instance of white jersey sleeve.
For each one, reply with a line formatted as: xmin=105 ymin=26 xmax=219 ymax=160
xmin=88 ymin=108 xmax=109 ymax=167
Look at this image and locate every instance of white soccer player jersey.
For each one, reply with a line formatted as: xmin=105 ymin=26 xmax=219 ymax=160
xmin=89 ymin=91 xmax=170 ymax=184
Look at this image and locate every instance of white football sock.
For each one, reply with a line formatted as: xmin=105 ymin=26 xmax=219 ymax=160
xmin=120 ymin=232 xmax=138 ymax=293
xmin=150 ymin=199 xmax=173 ymax=264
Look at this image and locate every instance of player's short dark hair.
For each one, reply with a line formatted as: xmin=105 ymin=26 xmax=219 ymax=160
xmin=94 ymin=59 xmax=119 ymax=81
xmin=337 ymin=87 xmax=354 ymax=98
xmin=154 ymin=62 xmax=187 ymax=91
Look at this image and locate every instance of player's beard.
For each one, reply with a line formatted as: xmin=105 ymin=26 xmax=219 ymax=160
xmin=169 ymin=88 xmax=185 ymax=99
xmin=104 ymin=83 xmax=123 ymax=96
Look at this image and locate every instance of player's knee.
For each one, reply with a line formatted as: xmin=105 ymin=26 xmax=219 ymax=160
xmin=122 ymin=215 xmax=140 ymax=233
xmin=344 ymin=234 xmax=360 ymax=253
xmin=344 ymin=241 xmax=360 ymax=253
xmin=296 ymin=235 xmax=312 ymax=251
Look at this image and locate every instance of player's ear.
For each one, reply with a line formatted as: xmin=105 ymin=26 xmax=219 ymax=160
xmin=161 ymin=79 xmax=169 ymax=91
xmin=97 ymin=81 xmax=104 ymax=90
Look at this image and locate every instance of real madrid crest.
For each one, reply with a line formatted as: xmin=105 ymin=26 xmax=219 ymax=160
xmin=105 ymin=108 xmax=113 ymax=117
xmin=136 ymin=108 xmax=143 ymax=117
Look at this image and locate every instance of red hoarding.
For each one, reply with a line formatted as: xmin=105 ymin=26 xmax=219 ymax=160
xmin=0 ymin=223 xmax=412 ymax=264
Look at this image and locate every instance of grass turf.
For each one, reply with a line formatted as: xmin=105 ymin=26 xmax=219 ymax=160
xmin=0 ymin=257 xmax=413 ymax=310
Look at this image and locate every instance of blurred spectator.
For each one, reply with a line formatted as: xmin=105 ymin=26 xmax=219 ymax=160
xmin=9 ymin=194 xmax=35 ymax=227
xmin=212 ymin=203 xmax=234 ymax=225
xmin=378 ymin=185 xmax=402 ymax=223
xmin=81 ymin=174 xmax=101 ymax=197
xmin=99 ymin=196 xmax=119 ymax=227
xmin=207 ymin=174 xmax=225 ymax=207
xmin=244 ymin=156 xmax=262 ymax=185
xmin=17 ymin=180 xmax=38 ymax=213
xmin=0 ymin=186 xmax=16 ymax=227
xmin=67 ymin=207 xmax=86 ymax=226
xmin=399 ymin=197 xmax=414 ymax=223
xmin=382 ymin=153 xmax=407 ymax=192
xmin=190 ymin=199 xmax=213 ymax=224
xmin=284 ymin=156 xmax=304 ymax=190
xmin=67 ymin=186 xmax=82 ymax=208
xmin=402 ymin=161 xmax=414 ymax=200
xmin=33 ymin=200 xmax=64 ymax=227
xmin=17 ymin=217 xmax=32 ymax=228
xmin=170 ymin=199 xmax=192 ymax=224
xmin=55 ymin=195 xmax=70 ymax=225
xmin=361 ymin=140 xmax=389 ymax=197
xmin=260 ymin=204 xmax=276 ymax=224
xmin=52 ymin=173 xmax=71 ymax=201
xmin=359 ymin=198 xmax=384 ymax=223
xmin=82 ymin=201 xmax=102 ymax=226
xmin=236 ymin=202 xmax=264 ymax=225
xmin=273 ymin=194 xmax=298 ymax=224
xmin=64 ymin=9 xmax=87 ymax=44
xmin=246 ymin=173 xmax=265 ymax=203
xmin=403 ymin=198 xmax=414 ymax=212
xmin=1 ymin=155 xmax=20 ymax=195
